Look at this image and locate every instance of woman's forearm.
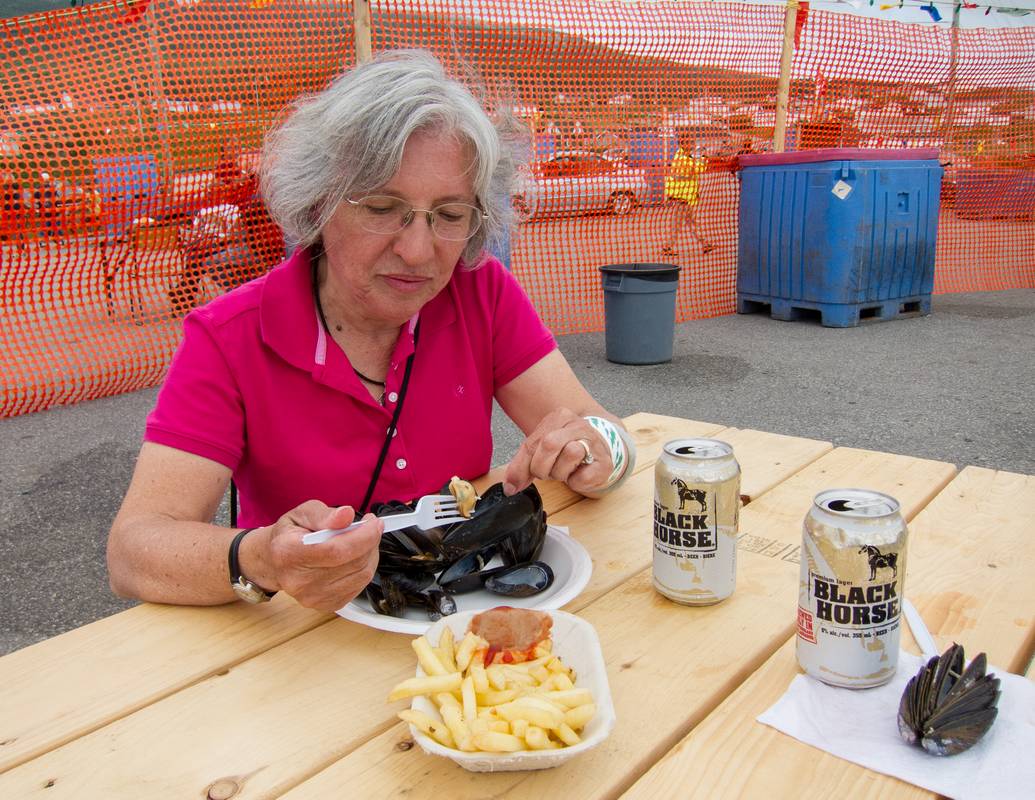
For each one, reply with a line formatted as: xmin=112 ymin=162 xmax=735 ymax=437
xmin=107 ymin=514 xmax=240 ymax=605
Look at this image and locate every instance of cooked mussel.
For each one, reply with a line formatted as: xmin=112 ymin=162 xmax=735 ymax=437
xmin=448 ymin=475 xmax=478 ymax=518
xmin=483 ymin=561 xmax=554 ymax=598
xmin=365 ymin=573 xmax=407 ymax=617
xmin=497 ymin=492 xmax=547 ymax=566
xmin=437 ymin=545 xmax=498 ymax=593
xmin=439 ymin=557 xmax=554 ymax=597
xmin=373 ymin=572 xmax=458 ymax=621
xmin=365 ymin=481 xmax=550 ymax=619
xmin=897 ymin=643 xmax=1000 ymax=756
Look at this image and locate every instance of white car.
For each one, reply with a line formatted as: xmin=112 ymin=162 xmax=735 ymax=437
xmin=513 ymin=150 xmax=648 ymax=221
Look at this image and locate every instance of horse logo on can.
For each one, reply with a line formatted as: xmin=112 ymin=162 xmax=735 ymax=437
xmin=671 ymin=478 xmax=707 ymax=512
xmin=858 ymin=545 xmax=898 ymax=580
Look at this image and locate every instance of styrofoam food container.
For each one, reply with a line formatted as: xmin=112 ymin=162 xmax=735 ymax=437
xmin=407 ymin=608 xmax=616 ymax=772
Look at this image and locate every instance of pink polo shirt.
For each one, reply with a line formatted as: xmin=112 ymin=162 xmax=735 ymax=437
xmin=145 ymin=248 xmax=557 ymax=526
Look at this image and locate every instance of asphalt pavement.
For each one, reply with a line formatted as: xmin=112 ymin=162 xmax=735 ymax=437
xmin=2 ymin=288 xmax=1032 ymax=656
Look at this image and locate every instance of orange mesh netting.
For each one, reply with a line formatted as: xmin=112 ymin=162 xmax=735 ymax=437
xmin=2 ymin=0 xmax=1033 ymax=417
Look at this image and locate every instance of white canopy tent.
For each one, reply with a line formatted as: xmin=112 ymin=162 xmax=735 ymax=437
xmin=753 ymin=0 xmax=1035 ymax=30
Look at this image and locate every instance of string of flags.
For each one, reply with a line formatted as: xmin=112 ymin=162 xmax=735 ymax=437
xmin=843 ymin=0 xmax=1033 ymax=20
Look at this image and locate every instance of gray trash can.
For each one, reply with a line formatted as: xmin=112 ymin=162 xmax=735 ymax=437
xmin=599 ymin=263 xmax=681 ymax=364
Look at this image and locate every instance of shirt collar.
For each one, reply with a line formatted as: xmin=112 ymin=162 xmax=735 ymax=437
xmin=259 ymin=246 xmax=458 ymax=378
xmin=259 ymin=247 xmax=320 ymax=373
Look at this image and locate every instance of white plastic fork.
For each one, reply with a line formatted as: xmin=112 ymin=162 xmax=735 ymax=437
xmin=302 ymin=494 xmax=465 ymax=545
xmin=902 ymin=598 xmax=939 ymax=661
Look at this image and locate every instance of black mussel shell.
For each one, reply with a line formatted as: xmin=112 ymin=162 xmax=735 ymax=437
xmin=365 ymin=573 xmax=407 ymax=617
xmin=483 ymin=561 xmax=555 ymax=598
xmin=498 ymin=498 xmax=547 ymax=566
xmin=438 ymin=483 xmax=542 ymax=561
xmin=421 ymin=588 xmax=457 ymax=621
xmin=897 ymin=643 xmax=1001 ymax=756
xmin=437 ymin=545 xmax=497 ymax=594
xmin=386 ymin=572 xmax=435 ymax=595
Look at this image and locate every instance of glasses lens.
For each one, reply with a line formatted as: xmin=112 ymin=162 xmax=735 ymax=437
xmin=354 ymin=195 xmax=408 ymax=235
xmin=352 ymin=196 xmax=483 ymax=240
xmin=432 ymin=203 xmax=481 ymax=241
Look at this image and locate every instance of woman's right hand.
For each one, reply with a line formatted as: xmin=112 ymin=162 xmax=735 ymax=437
xmin=242 ymin=501 xmax=383 ymax=613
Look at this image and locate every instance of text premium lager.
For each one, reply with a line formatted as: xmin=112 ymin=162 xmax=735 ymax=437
xmin=653 ymin=439 xmax=740 ymax=605
xmin=796 ymin=489 xmax=908 ymax=688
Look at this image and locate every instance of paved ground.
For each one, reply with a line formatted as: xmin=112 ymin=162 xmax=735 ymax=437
xmin=1 ymin=287 xmax=1032 ymax=656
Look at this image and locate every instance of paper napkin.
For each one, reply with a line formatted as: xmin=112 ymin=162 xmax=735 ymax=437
xmin=757 ymin=651 xmax=1035 ymax=800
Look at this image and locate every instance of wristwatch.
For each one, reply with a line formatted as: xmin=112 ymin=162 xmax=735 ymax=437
xmin=228 ymin=528 xmax=276 ymax=603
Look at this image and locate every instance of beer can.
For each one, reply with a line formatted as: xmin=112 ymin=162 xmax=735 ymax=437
xmin=796 ymin=488 xmax=908 ymax=688
xmin=653 ymin=438 xmax=740 ymax=605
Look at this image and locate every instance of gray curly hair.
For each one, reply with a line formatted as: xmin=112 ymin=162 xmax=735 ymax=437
xmin=260 ymin=49 xmax=527 ymax=267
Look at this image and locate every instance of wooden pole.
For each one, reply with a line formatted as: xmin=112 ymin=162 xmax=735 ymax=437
xmin=146 ymin=3 xmax=174 ymax=177
xmin=773 ymin=0 xmax=800 ymax=153
xmin=353 ymin=0 xmax=373 ymax=65
xmin=943 ymin=1 xmax=962 ymax=156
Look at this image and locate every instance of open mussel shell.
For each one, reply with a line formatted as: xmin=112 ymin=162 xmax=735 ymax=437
xmin=437 ymin=545 xmax=498 ymax=594
xmin=438 ymin=483 xmax=543 ymax=561
xmin=897 ymin=643 xmax=1001 ymax=756
xmin=498 ymin=507 xmax=547 ymax=566
xmin=439 ymin=558 xmax=554 ymax=597
xmin=365 ymin=573 xmax=407 ymax=617
xmin=483 ymin=561 xmax=555 ymax=598
xmin=376 ymin=572 xmax=458 ymax=621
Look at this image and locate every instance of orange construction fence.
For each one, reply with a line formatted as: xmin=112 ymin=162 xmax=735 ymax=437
xmin=1 ymin=0 xmax=1033 ymax=416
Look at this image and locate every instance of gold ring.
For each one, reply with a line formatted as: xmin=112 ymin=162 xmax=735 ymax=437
xmin=576 ymin=439 xmax=594 ymax=466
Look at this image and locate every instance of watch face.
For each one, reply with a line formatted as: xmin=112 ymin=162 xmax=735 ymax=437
xmin=232 ymin=579 xmax=271 ymax=604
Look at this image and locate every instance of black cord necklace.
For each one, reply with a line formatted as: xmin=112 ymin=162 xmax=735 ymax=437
xmin=351 ymin=368 xmax=386 ymax=388
xmin=311 ymin=258 xmax=387 ymax=390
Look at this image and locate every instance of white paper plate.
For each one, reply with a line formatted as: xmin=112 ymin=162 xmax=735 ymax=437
xmin=336 ymin=525 xmax=592 ymax=635
xmin=410 ymin=609 xmax=616 ymax=771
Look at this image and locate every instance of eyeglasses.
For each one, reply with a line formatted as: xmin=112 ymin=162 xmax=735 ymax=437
xmin=346 ymin=195 xmax=488 ymax=241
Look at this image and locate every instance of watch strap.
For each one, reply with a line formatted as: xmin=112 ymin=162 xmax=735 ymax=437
xmin=228 ymin=528 xmax=276 ymax=601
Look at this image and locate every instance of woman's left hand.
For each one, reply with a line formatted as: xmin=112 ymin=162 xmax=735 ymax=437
xmin=502 ymin=408 xmax=612 ymax=496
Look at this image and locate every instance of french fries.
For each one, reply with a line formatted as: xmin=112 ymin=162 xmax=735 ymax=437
xmin=388 ymin=628 xmax=596 ymax=754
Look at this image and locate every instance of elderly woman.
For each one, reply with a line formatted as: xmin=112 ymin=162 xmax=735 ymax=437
xmin=107 ymin=50 xmax=635 ymax=612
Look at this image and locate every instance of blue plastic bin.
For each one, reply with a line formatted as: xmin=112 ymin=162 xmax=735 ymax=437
xmin=736 ymin=148 xmax=942 ymax=327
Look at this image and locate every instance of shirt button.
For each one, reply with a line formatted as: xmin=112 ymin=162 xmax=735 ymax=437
xmin=396 ymin=458 xmax=407 ymax=470
xmin=387 ymin=391 xmax=399 ymax=403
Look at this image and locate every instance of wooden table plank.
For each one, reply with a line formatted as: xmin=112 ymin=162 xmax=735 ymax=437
xmin=0 ymin=597 xmax=328 ymax=774
xmin=737 ymin=447 xmax=958 ymax=561
xmin=619 ymin=412 xmax=726 ymax=471
xmin=0 ymin=620 xmax=418 ymax=799
xmin=904 ymin=466 xmax=1035 ymax=673
xmin=618 ymin=466 xmax=1035 ymax=800
xmin=708 ymin=427 xmax=832 ymax=503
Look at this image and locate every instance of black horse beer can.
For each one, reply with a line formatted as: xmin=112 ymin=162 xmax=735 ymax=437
xmin=796 ymin=489 xmax=908 ymax=688
xmin=653 ymin=438 xmax=740 ymax=605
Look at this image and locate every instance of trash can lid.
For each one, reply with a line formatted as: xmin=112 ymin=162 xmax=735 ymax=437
xmin=599 ymin=262 xmax=681 ymax=276
xmin=738 ymin=147 xmax=940 ymax=168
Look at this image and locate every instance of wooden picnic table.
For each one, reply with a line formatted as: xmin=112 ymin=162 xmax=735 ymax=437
xmin=1 ymin=412 xmax=1031 ymax=799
